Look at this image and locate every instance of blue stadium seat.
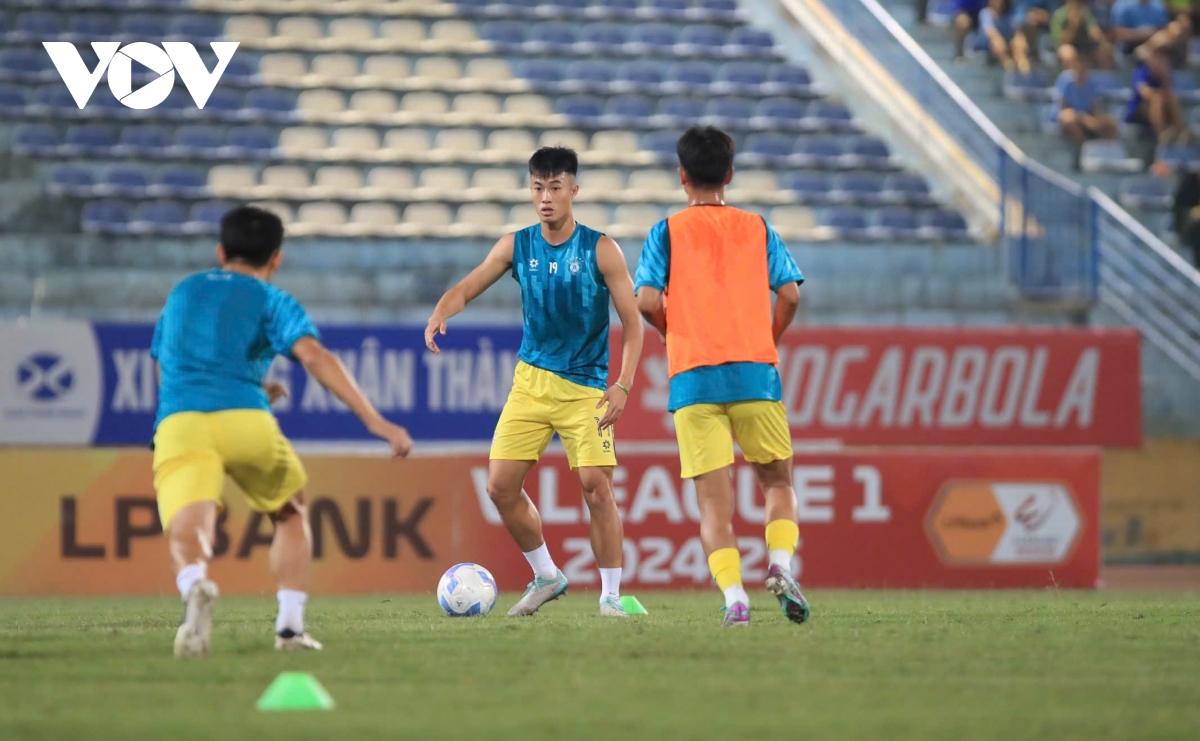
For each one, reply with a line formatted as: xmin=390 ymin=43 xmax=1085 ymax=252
xmin=832 ymin=172 xmax=886 ymax=203
xmin=13 ymin=12 xmax=63 ymax=41
xmin=605 ymin=94 xmax=653 ymax=119
xmin=1154 ymin=143 xmax=1200 ymax=169
xmin=130 ymin=200 xmax=187 ymax=234
xmin=755 ymin=97 xmax=806 ymax=124
xmin=184 ymin=200 xmax=235 ymax=234
xmin=243 ymin=89 xmax=296 ymax=120
xmin=47 ymin=165 xmax=95 ymax=197
xmin=706 ymin=97 xmax=754 ymax=121
xmin=657 ymin=96 xmax=704 ymax=120
xmin=557 ymin=94 xmax=604 ymax=117
xmin=1172 ymin=71 xmax=1199 ymax=103
xmin=872 ymin=207 xmax=920 ymax=238
xmin=1086 ymin=70 xmax=1127 ymax=101
xmin=99 ymin=165 xmax=151 ymax=197
xmin=12 ymin=125 xmax=61 ymax=156
xmin=1002 ymin=70 xmax=1050 ymax=101
xmin=699 ymin=0 xmax=740 ymax=11
xmin=480 ymin=22 xmax=527 ymax=45
xmin=168 ymin=15 xmax=223 ymax=41
xmin=0 ymin=50 xmax=51 ymax=82
xmin=821 ymin=207 xmax=868 ymax=236
xmin=631 ymin=23 xmax=679 ymax=48
xmin=600 ymin=0 xmax=640 ymax=9
xmin=516 ymin=60 xmax=563 ymax=83
xmin=117 ymin=125 xmax=172 ymax=156
xmin=785 ymin=172 xmax=830 ymax=202
xmin=844 ymin=136 xmax=892 ymax=167
xmin=224 ymin=126 xmax=277 ymax=157
xmin=668 ymin=61 xmax=715 ymax=86
xmin=199 ymin=88 xmax=242 ymax=117
xmin=1080 ymin=139 xmax=1140 ymax=173
xmin=122 ymin=15 xmax=169 ymax=38
xmin=65 ymin=125 xmax=117 ymax=155
xmin=718 ymin=62 xmax=768 ymax=89
xmin=650 ymin=0 xmax=690 ymax=10
xmin=618 ymin=61 xmax=667 ymax=86
xmin=807 ymin=100 xmax=854 ymax=127
xmin=679 ymin=24 xmax=727 ymax=47
xmin=743 ymin=132 xmax=793 ymax=159
xmin=922 ymin=209 xmax=969 ymax=239
xmin=531 ymin=22 xmax=578 ymax=46
xmin=221 ymin=56 xmax=259 ymax=85
xmin=729 ymin=27 xmax=774 ymax=49
xmin=580 ymin=23 xmax=628 ymax=49
xmin=1119 ymin=176 xmax=1174 ymax=210
xmin=0 ymin=85 xmax=27 ymax=115
xmin=885 ymin=173 xmax=932 ymax=203
xmin=153 ymin=166 xmax=207 ymax=198
xmin=793 ymin=135 xmax=841 ymax=165
xmin=767 ymin=64 xmax=812 ymax=89
xmin=81 ymin=200 xmax=132 ymax=234
xmin=566 ymin=60 xmax=616 ymax=85
xmin=67 ymin=15 xmax=118 ymax=40
xmin=642 ymin=131 xmax=679 ymax=156
xmin=171 ymin=125 xmax=223 ymax=158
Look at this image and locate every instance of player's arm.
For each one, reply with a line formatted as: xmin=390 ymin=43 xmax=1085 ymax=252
xmin=636 ymin=287 xmax=667 ymax=340
xmin=425 ymin=233 xmax=515 ymax=354
xmin=291 ymin=336 xmax=412 ymax=458
xmin=766 ymin=222 xmax=804 ymax=346
xmin=596 ymin=235 xmax=644 ymax=430
xmin=633 ymin=221 xmax=670 ymax=340
xmin=773 ymin=283 xmax=801 ymax=345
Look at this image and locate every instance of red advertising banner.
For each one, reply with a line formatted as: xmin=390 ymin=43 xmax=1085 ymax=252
xmin=614 ymin=327 xmax=1141 ymax=447
xmin=0 ymin=447 xmax=1099 ymax=595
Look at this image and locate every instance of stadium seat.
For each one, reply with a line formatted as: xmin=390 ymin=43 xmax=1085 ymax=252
xmin=0 ymin=50 xmax=51 ymax=82
xmin=794 ymin=136 xmax=841 ymax=166
xmin=404 ymin=203 xmax=454 ymax=230
xmin=558 ymin=95 xmax=605 ymax=118
xmin=1087 ymin=70 xmax=1127 ymax=101
xmin=579 ymin=23 xmax=629 ymax=49
xmin=347 ymin=203 xmax=401 ymax=236
xmin=279 ymin=126 xmax=327 ymax=156
xmin=505 ymin=94 xmax=553 ymax=116
xmin=122 ymin=14 xmax=168 ymax=39
xmin=885 ymin=173 xmax=933 ymax=204
xmin=657 ymin=96 xmax=705 ymax=121
xmin=14 ymin=125 xmax=61 ymax=157
xmin=328 ymin=127 xmax=382 ymax=159
xmin=605 ymin=95 xmax=654 ymax=119
xmin=843 ymin=136 xmax=892 ymax=167
xmin=382 ymin=129 xmax=432 ymax=157
xmin=402 ymin=92 xmax=449 ymax=114
xmin=612 ymin=204 xmax=664 ymax=235
xmin=719 ymin=62 xmax=769 ymax=90
xmin=224 ymin=126 xmax=277 ymax=158
xmin=639 ymin=131 xmax=679 ymax=156
xmin=184 ymin=201 xmax=237 ymax=234
xmin=743 ymin=133 xmax=793 ymax=160
xmin=329 ymin=18 xmax=375 ymax=44
xmin=766 ymin=64 xmax=813 ymax=92
xmin=152 ymin=166 xmax=207 ymax=198
xmin=679 ymin=24 xmax=728 ymax=47
xmin=381 ymin=19 xmax=425 ymax=44
xmin=729 ymin=27 xmax=774 ymax=49
xmin=785 ymin=172 xmax=831 ymax=202
xmin=260 ymin=53 xmax=307 ymax=83
xmin=202 ymin=89 xmax=243 ymax=117
xmin=430 ymin=20 xmax=478 ymax=44
xmin=539 ymin=130 xmax=589 ymax=151
xmin=207 ymin=165 xmax=257 ymax=197
xmin=65 ymin=125 xmax=117 ymax=156
xmin=415 ymin=57 xmax=463 ymax=81
xmin=871 ymin=207 xmax=920 ymax=239
xmin=728 ymin=170 xmax=779 ymax=195
xmin=362 ymin=56 xmax=410 ymax=83
xmin=0 ymin=85 xmax=26 ymax=115
xmin=631 ymin=24 xmax=679 ymax=48
xmin=1119 ymin=176 xmax=1174 ymax=210
xmin=566 ymin=61 xmax=617 ymax=86
xmin=466 ymin=59 xmax=513 ymax=81
xmin=579 ymin=169 xmax=626 ymax=194
xmin=531 ymin=22 xmax=579 ymax=47
xmin=669 ymin=62 xmax=715 ymax=86
xmin=480 ymin=22 xmax=527 ymax=45
xmin=256 ymin=165 xmax=311 ymax=199
xmin=81 ymin=200 xmax=132 ymax=234
xmin=756 ymin=97 xmax=807 ymax=124
xmin=470 ymin=169 xmax=522 ymax=196
xmin=28 ymin=85 xmax=82 ymax=117
xmin=293 ymin=202 xmax=348 ymax=236
xmin=1002 ymin=70 xmax=1050 ymax=102
xmin=820 ymin=207 xmax=869 ymax=237
xmin=363 ymin=167 xmax=416 ymax=198
xmin=221 ymin=57 xmax=259 ymax=86
xmin=244 ymin=89 xmax=297 ymax=120
xmin=350 ymin=90 xmax=399 ymax=118
xmin=170 ymin=126 xmax=222 ymax=158
xmin=1172 ymin=71 xmax=1199 ymax=103
xmin=13 ymin=12 xmax=63 ymax=41
xmin=619 ymin=61 xmax=668 ymax=86
xmin=488 ymin=129 xmax=537 ymax=155
xmin=276 ymin=17 xmax=323 ymax=43
xmin=832 ymin=172 xmax=886 ymax=204
xmin=627 ymin=170 xmax=677 ymax=194
xmin=129 ymin=200 xmax=187 ymax=235
xmin=453 ymin=93 xmax=500 ymax=116
xmin=224 ymin=15 xmax=272 ymax=42
xmin=571 ymin=203 xmax=611 ymax=229
xmin=807 ymin=100 xmax=854 ymax=126
xmin=768 ymin=205 xmax=817 ymax=234
xmin=311 ymin=166 xmax=363 ymax=199
xmin=307 ymin=54 xmax=358 ymax=85
xmin=921 ymin=209 xmax=969 ymax=240
xmin=1080 ymin=140 xmax=1142 ymax=173
xmin=47 ymin=165 xmax=95 ymax=197
xmin=67 ymin=15 xmax=118 ymax=41
xmin=707 ymin=97 xmax=755 ymax=122
xmin=517 ymin=60 xmax=564 ymax=84
xmin=456 ymin=203 xmax=507 ymax=230
xmin=168 ymin=15 xmax=223 ymax=41
xmin=249 ymin=201 xmax=294 ymax=225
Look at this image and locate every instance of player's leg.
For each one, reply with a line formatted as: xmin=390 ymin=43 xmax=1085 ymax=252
xmin=491 ymin=364 xmax=565 ymax=616
xmin=675 ymin=404 xmax=749 ymax=627
xmin=217 ymin=410 xmax=321 ymax=649
xmin=730 ymin=401 xmax=810 ymax=624
xmin=555 ymin=385 xmax=626 ymax=616
xmin=153 ymin=412 xmax=224 ymax=657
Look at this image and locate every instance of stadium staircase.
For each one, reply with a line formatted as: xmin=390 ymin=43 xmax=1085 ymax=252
xmin=0 ymin=0 xmax=1024 ymax=327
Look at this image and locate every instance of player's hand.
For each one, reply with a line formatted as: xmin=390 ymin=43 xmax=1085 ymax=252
xmin=264 ymin=382 xmax=288 ymax=404
xmin=425 ymin=314 xmax=447 ymax=354
xmin=372 ymin=420 xmax=413 ymax=458
xmin=596 ymin=385 xmax=629 ymax=431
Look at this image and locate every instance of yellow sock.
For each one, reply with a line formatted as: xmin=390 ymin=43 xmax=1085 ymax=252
xmin=766 ymin=520 xmax=799 ymax=565
xmin=707 ymin=547 xmax=743 ymax=591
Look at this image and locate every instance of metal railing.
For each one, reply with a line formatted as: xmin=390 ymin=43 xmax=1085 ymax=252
xmin=813 ymin=0 xmax=1200 ymax=379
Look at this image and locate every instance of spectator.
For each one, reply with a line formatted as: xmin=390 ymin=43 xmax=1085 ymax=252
xmin=1052 ymin=0 xmax=1115 ymax=68
xmin=1014 ymin=0 xmax=1056 ymax=65
xmin=1057 ymin=53 xmax=1119 ymax=165
xmin=978 ymin=0 xmax=1032 ymax=72
xmin=954 ymin=0 xmax=990 ymax=60
xmin=1125 ymin=47 xmax=1187 ymax=142
xmin=1111 ymin=0 xmax=1171 ymax=55
xmin=1172 ymin=170 xmax=1200 ymax=265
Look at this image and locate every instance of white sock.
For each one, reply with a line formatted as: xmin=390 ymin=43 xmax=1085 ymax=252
xmin=599 ymin=568 xmax=621 ymax=599
xmin=723 ymin=584 xmax=749 ymax=609
xmin=276 ymin=590 xmax=307 ymax=636
xmin=769 ymin=549 xmax=793 ymax=570
xmin=176 ymin=562 xmax=206 ymax=601
xmin=523 ymin=544 xmax=558 ymax=581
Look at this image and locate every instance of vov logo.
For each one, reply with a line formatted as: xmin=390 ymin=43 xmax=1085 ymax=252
xmin=42 ymin=41 xmax=239 ymax=110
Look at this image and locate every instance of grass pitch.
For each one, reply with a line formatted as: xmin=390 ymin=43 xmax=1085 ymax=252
xmin=1 ymin=590 xmax=1198 ymax=741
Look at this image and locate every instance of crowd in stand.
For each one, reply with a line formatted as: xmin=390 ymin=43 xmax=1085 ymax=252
xmin=919 ymin=0 xmax=1197 ymax=168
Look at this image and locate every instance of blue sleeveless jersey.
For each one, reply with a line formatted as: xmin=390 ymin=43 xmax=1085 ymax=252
xmin=512 ymin=222 xmax=610 ymax=390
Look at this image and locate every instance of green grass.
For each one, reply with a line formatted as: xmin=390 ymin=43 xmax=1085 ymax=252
xmin=1 ymin=591 xmax=1198 ymax=741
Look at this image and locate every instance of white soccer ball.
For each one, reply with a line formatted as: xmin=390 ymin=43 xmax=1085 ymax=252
xmin=437 ymin=563 xmax=498 ymax=617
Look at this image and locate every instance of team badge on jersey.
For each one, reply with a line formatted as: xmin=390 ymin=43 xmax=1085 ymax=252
xmin=568 ymin=257 xmax=582 ymax=274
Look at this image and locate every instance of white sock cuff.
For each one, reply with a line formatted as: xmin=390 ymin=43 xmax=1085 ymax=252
xmin=176 ymin=562 xmax=207 ymax=601
xmin=276 ymin=590 xmax=307 ymax=635
xmin=599 ymin=567 xmax=622 ymax=599
xmin=522 ymin=544 xmax=558 ymax=581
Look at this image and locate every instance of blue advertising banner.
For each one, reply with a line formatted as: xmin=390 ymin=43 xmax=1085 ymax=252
xmin=1 ymin=321 xmax=522 ymax=446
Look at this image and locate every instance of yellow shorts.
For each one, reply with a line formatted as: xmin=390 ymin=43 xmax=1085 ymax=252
xmin=674 ymin=400 xmax=792 ymax=479
xmin=490 ymin=362 xmax=616 ymax=470
xmin=152 ymin=409 xmax=307 ymax=530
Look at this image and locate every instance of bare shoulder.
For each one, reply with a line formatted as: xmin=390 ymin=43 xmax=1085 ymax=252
xmin=489 ymin=231 xmax=518 ymax=262
xmin=595 ymin=234 xmax=625 ymax=260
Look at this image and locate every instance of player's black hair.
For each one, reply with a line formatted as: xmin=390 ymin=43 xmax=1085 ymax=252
xmin=676 ymin=125 xmax=736 ymax=188
xmin=528 ymin=147 xmax=579 ymax=179
xmin=219 ymin=205 xmax=284 ymax=267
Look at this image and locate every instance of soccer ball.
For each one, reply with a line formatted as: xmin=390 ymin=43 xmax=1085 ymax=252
xmin=437 ymin=563 xmax=498 ymax=617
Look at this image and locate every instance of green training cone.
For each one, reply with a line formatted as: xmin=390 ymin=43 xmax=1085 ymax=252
xmin=620 ymin=596 xmax=648 ymax=615
xmin=256 ymin=672 xmax=336 ymax=712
